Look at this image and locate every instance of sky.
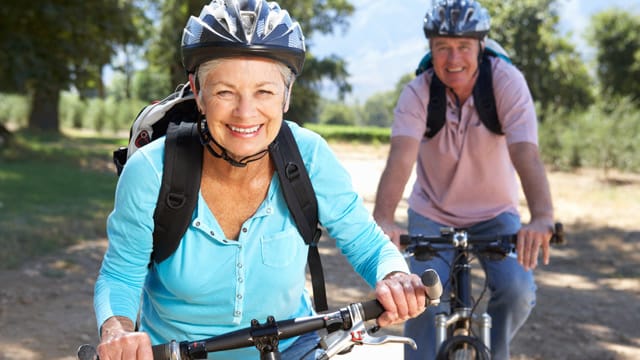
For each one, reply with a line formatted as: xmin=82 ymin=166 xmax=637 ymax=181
xmin=311 ymin=0 xmax=638 ymax=103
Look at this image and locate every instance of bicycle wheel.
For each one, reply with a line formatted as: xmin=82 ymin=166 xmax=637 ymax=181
xmin=435 ymin=335 xmax=491 ymax=360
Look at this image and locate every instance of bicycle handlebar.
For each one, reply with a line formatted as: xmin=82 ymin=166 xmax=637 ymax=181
xmin=78 ymin=270 xmax=442 ymax=360
xmin=400 ymin=222 xmax=565 ymax=247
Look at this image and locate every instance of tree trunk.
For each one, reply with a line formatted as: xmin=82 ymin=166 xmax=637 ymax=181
xmin=28 ymin=84 xmax=60 ymax=132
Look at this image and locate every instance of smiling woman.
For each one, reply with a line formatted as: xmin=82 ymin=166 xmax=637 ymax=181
xmin=92 ymin=1 xmax=426 ymax=359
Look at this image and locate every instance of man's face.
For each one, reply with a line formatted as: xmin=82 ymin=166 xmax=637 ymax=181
xmin=430 ymin=37 xmax=481 ymax=97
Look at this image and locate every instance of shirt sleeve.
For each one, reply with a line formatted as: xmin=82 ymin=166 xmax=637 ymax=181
xmin=491 ymin=58 xmax=539 ymax=146
xmin=94 ymin=140 xmax=163 ymax=331
xmin=392 ymin=73 xmax=431 ymax=141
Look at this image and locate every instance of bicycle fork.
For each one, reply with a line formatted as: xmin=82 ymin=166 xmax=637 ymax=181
xmin=435 ymin=253 xmax=492 ymax=352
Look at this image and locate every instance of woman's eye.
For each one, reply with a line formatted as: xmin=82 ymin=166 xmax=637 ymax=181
xmin=257 ymin=89 xmax=275 ymax=96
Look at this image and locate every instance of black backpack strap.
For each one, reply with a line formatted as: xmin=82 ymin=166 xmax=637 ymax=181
xmin=152 ymin=121 xmax=203 ymax=264
xmin=425 ymin=72 xmax=447 ymax=138
xmin=473 ymin=54 xmax=503 ymax=135
xmin=269 ymin=122 xmax=327 ymax=312
xmin=425 ymin=55 xmax=503 ymax=138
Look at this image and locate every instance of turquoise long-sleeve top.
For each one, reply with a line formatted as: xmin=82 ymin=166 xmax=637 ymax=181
xmin=94 ymin=121 xmax=409 ymax=359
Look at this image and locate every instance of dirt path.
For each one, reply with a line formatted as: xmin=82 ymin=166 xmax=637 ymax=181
xmin=1 ymin=144 xmax=639 ymax=359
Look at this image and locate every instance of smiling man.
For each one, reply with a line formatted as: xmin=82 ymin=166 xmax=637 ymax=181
xmin=373 ymin=1 xmax=555 ymax=359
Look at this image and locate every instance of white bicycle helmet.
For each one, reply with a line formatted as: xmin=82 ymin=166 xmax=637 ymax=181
xmin=423 ymin=0 xmax=491 ymax=40
xmin=181 ymin=0 xmax=306 ymax=75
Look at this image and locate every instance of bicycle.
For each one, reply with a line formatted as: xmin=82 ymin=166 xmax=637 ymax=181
xmin=400 ymin=223 xmax=565 ymax=360
xmin=76 ymin=269 xmax=442 ymax=360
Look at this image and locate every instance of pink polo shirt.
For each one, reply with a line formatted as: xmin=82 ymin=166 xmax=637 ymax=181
xmin=392 ymin=57 xmax=538 ymax=227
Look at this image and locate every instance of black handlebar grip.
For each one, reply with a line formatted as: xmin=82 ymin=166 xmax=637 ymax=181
xmin=399 ymin=234 xmax=411 ymax=246
xmin=361 ymin=299 xmax=386 ymax=321
xmin=551 ymin=222 xmax=566 ymax=245
xmin=152 ymin=343 xmax=170 ymax=360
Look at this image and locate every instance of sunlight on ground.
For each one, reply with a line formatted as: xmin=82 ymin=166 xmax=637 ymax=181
xmin=537 ymin=271 xmax=640 ymax=294
xmin=580 ymin=324 xmax=640 ymax=359
xmin=536 ymin=272 xmax=598 ymax=290
xmin=599 ymin=278 xmax=640 ymax=292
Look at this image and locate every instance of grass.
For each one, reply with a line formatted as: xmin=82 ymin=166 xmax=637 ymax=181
xmin=0 ymin=129 xmax=125 ymax=268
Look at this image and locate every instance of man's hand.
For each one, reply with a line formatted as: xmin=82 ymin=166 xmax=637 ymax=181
xmin=516 ymin=218 xmax=554 ymax=271
xmin=377 ymin=220 xmax=406 ymax=249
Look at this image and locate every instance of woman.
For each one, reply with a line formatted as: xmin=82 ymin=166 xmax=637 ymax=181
xmin=94 ymin=1 xmax=430 ymax=359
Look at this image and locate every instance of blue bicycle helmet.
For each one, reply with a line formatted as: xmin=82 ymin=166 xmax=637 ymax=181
xmin=423 ymin=0 xmax=491 ymax=40
xmin=181 ymin=0 xmax=306 ymax=75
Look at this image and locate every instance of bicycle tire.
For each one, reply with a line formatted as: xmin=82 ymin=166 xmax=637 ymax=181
xmin=435 ymin=335 xmax=491 ymax=360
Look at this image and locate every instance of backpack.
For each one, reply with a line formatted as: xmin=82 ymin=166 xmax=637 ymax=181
xmin=415 ymin=38 xmax=512 ymax=138
xmin=112 ymin=84 xmax=329 ymax=312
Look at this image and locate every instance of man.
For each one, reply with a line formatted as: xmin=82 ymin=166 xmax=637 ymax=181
xmin=373 ymin=1 xmax=555 ymax=359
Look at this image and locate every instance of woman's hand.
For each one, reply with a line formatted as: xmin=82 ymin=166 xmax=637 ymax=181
xmin=96 ymin=316 xmax=153 ymax=360
xmin=374 ymin=272 xmax=428 ymax=327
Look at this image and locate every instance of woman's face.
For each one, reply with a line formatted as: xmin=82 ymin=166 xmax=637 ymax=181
xmin=194 ymin=57 xmax=291 ymax=160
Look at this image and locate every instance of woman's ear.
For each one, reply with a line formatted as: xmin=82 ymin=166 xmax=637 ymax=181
xmin=188 ymin=74 xmax=205 ymax=114
xmin=283 ymin=81 xmax=294 ymax=113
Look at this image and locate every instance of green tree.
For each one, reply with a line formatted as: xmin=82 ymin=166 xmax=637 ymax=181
xmin=319 ymin=100 xmax=357 ymax=125
xmin=361 ymin=73 xmax=413 ymax=127
xmin=147 ymin=0 xmax=354 ymax=125
xmin=588 ymin=10 xmax=640 ymax=101
xmin=0 ymin=1 xmax=147 ymax=132
xmin=482 ymin=0 xmax=593 ymax=112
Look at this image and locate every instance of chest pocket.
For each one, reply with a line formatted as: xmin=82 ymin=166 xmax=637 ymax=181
xmin=260 ymin=228 xmax=304 ymax=268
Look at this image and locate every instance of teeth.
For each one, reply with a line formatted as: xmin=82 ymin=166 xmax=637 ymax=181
xmin=229 ymin=125 xmax=260 ymax=134
xmin=447 ymin=67 xmax=463 ymax=73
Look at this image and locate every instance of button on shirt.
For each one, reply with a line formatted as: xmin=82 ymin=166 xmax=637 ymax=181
xmin=94 ymin=121 xmax=408 ymax=359
xmin=392 ymin=57 xmax=539 ymax=227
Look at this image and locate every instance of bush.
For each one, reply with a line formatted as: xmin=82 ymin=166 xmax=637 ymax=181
xmin=304 ymin=123 xmax=390 ymax=144
xmin=0 ymin=94 xmax=29 ymax=127
xmin=539 ymin=97 xmax=640 ymax=175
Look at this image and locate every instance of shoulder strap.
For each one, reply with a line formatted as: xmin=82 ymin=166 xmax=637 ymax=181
xmin=152 ymin=121 xmax=203 ymax=264
xmin=473 ymin=55 xmax=503 ymax=135
xmin=269 ymin=122 xmax=327 ymax=312
xmin=425 ymin=72 xmax=447 ymax=138
xmin=424 ymin=55 xmax=503 ymax=138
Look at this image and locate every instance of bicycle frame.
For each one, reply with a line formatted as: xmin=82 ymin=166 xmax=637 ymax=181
xmin=401 ymin=223 xmax=564 ymax=359
xmin=433 ymin=229 xmax=492 ymax=354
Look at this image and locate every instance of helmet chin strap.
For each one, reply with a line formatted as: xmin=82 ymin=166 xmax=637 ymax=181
xmin=197 ymin=115 xmax=269 ymax=168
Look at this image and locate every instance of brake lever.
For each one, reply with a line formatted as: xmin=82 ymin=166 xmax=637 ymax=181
xmin=356 ymin=331 xmax=417 ymax=350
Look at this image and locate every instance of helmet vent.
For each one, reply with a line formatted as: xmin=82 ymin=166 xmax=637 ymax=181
xmin=240 ymin=11 xmax=257 ymax=41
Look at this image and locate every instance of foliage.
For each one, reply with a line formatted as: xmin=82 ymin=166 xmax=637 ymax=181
xmin=0 ymin=94 xmax=29 ymax=128
xmin=588 ymin=10 xmax=640 ymax=101
xmin=482 ymin=0 xmax=594 ymax=112
xmin=539 ymin=98 xmax=640 ymax=176
xmin=305 ymin=123 xmax=390 ymax=144
xmin=0 ymin=0 xmax=148 ymax=132
xmin=318 ymin=100 xmax=358 ymax=125
xmin=59 ymin=93 xmax=146 ymax=134
xmin=361 ymin=92 xmax=396 ymax=127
